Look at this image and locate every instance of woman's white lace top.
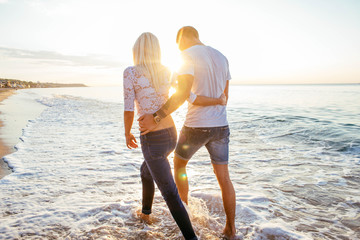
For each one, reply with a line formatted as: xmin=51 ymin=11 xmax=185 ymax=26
xmin=123 ymin=66 xmax=171 ymax=116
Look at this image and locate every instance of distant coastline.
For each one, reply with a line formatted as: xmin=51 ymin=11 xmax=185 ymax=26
xmin=0 ymin=78 xmax=87 ymax=89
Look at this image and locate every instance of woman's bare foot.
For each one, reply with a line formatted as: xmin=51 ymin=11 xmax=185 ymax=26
xmin=140 ymin=213 xmax=153 ymax=224
xmin=136 ymin=209 xmax=153 ymax=224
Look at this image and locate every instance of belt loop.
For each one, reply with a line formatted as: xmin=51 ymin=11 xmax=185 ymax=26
xmin=141 ymin=132 xmax=146 ymax=141
xmin=167 ymin=127 xmax=172 ymax=139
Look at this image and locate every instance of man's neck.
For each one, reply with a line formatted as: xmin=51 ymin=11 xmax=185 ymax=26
xmin=185 ymin=40 xmax=204 ymax=50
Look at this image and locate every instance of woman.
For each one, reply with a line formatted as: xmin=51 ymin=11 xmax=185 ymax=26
xmin=123 ymin=32 xmax=224 ymax=240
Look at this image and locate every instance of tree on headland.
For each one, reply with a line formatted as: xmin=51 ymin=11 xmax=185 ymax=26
xmin=0 ymin=78 xmax=87 ymax=89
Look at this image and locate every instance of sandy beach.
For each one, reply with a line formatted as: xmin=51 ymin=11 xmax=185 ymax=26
xmin=0 ymin=89 xmax=16 ymax=179
xmin=0 ymin=88 xmax=46 ymax=179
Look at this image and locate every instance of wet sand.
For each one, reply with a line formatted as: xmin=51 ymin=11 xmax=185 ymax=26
xmin=0 ymin=89 xmax=16 ymax=179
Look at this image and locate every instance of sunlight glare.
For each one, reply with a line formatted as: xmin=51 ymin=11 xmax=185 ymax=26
xmin=169 ymin=87 xmax=177 ymax=96
xmin=162 ymin=50 xmax=182 ymax=72
xmin=180 ymin=173 xmax=187 ymax=180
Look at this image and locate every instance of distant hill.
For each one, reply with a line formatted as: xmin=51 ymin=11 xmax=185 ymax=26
xmin=41 ymin=83 xmax=87 ymax=88
xmin=0 ymin=78 xmax=87 ymax=88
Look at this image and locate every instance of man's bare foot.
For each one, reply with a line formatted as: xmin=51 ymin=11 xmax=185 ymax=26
xmin=222 ymin=226 xmax=240 ymax=240
xmin=222 ymin=233 xmax=242 ymax=240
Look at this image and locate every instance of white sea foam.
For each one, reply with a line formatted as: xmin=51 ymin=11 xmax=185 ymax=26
xmin=1 ymin=85 xmax=360 ymax=239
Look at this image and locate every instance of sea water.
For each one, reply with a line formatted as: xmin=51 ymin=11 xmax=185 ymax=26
xmin=0 ymin=85 xmax=359 ymax=239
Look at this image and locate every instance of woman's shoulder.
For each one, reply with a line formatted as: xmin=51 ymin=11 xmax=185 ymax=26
xmin=123 ymin=66 xmax=136 ymax=76
xmin=123 ymin=66 xmax=143 ymax=80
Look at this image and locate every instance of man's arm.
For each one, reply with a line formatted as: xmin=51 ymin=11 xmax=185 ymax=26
xmin=224 ymin=80 xmax=230 ymax=101
xmin=157 ymin=74 xmax=193 ymax=117
xmin=191 ymin=93 xmax=226 ymax=106
xmin=191 ymin=79 xmax=229 ymax=106
xmin=138 ymin=74 xmax=193 ymax=134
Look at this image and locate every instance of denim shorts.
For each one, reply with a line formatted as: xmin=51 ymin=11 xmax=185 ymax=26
xmin=175 ymin=125 xmax=230 ymax=165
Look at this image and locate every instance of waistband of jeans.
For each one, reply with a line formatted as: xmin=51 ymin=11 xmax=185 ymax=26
xmin=183 ymin=125 xmax=229 ymax=131
xmin=140 ymin=127 xmax=176 ymax=138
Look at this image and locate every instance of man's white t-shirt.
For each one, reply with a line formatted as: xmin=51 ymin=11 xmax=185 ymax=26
xmin=177 ymin=45 xmax=231 ymax=128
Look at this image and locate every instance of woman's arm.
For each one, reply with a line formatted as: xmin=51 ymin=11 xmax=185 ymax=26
xmin=123 ymin=68 xmax=138 ymax=149
xmin=124 ymin=111 xmax=138 ymax=149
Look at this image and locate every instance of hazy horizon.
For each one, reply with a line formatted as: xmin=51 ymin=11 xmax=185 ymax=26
xmin=1 ymin=0 xmax=360 ymax=86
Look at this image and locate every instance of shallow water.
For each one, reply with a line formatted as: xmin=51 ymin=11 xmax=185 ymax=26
xmin=1 ymin=85 xmax=359 ymax=239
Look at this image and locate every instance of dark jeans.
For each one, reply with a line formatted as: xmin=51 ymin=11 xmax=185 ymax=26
xmin=140 ymin=127 xmax=197 ymax=240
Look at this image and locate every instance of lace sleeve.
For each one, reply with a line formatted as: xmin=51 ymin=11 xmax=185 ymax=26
xmin=123 ymin=67 xmax=135 ymax=111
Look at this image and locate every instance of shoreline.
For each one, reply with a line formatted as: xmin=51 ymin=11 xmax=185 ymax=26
xmin=0 ymin=89 xmax=16 ymax=179
xmin=0 ymin=88 xmax=48 ymax=180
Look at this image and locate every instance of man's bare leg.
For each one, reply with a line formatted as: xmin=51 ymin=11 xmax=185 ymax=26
xmin=174 ymin=155 xmax=189 ymax=204
xmin=212 ymin=163 xmax=236 ymax=239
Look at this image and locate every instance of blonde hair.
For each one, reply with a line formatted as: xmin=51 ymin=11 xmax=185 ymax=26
xmin=133 ymin=32 xmax=170 ymax=92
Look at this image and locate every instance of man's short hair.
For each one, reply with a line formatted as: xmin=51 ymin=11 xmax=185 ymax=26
xmin=176 ymin=26 xmax=199 ymax=44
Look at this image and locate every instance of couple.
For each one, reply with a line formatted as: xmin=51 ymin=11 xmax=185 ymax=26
xmin=123 ymin=26 xmax=236 ymax=240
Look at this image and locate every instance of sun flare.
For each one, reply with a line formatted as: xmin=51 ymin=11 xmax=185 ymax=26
xmin=162 ymin=50 xmax=182 ymax=73
xmin=169 ymin=86 xmax=177 ymax=96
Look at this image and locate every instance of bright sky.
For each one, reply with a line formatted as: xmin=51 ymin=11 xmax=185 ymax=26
xmin=0 ymin=0 xmax=360 ymax=86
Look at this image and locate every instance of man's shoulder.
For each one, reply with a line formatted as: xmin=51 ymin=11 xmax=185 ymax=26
xmin=192 ymin=45 xmax=227 ymax=60
xmin=207 ymin=46 xmax=227 ymax=58
xmin=181 ymin=45 xmax=229 ymax=66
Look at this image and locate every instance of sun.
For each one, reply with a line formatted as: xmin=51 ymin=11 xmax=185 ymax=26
xmin=162 ymin=50 xmax=183 ymax=73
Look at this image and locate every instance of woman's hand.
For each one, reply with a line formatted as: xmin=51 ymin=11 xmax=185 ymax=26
xmin=126 ymin=133 xmax=138 ymax=149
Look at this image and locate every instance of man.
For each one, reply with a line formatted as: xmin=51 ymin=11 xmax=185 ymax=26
xmin=138 ymin=26 xmax=236 ymax=239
